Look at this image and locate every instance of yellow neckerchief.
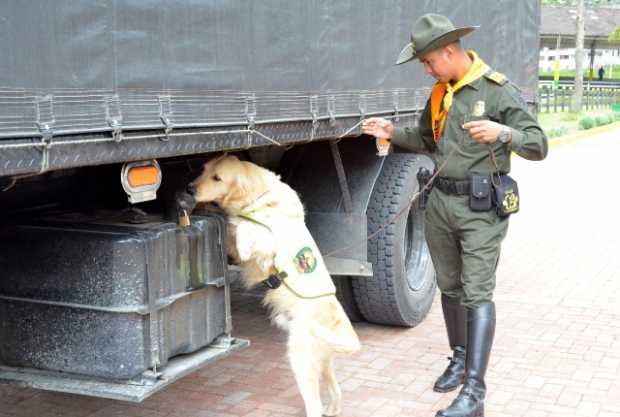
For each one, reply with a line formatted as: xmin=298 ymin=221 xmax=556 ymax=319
xmin=430 ymin=50 xmax=490 ymax=142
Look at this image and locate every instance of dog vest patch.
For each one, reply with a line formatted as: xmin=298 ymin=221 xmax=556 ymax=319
xmin=294 ymin=247 xmax=317 ymax=274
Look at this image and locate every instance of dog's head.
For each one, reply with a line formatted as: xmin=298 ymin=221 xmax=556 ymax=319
xmin=187 ymin=155 xmax=271 ymax=213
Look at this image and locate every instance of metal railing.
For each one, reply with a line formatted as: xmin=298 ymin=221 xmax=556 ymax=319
xmin=538 ymin=85 xmax=620 ymax=113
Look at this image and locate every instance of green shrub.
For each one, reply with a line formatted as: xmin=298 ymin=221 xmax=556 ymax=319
xmin=579 ymin=116 xmax=595 ymax=130
xmin=545 ymin=126 xmax=568 ymax=138
xmin=595 ymin=114 xmax=616 ymax=126
xmin=595 ymin=116 xmax=607 ymax=127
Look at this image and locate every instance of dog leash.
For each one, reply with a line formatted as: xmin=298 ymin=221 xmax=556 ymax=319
xmin=323 ymin=143 xmax=458 ymax=258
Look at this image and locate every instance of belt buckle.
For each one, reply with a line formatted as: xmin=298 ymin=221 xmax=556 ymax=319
xmin=448 ymin=182 xmax=457 ymax=194
xmin=456 ymin=183 xmax=462 ymax=194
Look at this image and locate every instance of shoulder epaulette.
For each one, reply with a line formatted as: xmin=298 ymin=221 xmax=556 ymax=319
xmin=484 ymin=71 xmax=508 ymax=86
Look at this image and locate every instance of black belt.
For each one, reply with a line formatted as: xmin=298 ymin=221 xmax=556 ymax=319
xmin=434 ymin=176 xmax=471 ymax=195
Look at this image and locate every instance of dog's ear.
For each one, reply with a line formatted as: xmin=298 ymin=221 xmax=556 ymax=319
xmin=220 ymin=165 xmax=251 ymax=208
xmin=242 ymin=161 xmax=271 ymax=195
xmin=220 ymin=160 xmax=272 ymax=209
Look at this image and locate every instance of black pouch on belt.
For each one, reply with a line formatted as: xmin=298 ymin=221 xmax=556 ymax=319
xmin=492 ymin=174 xmax=519 ymax=217
xmin=469 ymin=173 xmax=493 ymax=211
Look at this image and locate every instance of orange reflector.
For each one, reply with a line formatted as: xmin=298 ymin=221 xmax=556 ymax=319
xmin=127 ymin=165 xmax=160 ymax=188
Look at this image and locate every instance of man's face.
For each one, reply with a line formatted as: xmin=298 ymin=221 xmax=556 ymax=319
xmin=418 ymin=47 xmax=453 ymax=83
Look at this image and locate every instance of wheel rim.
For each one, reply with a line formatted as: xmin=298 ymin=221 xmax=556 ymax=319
xmin=403 ymin=207 xmax=431 ymax=291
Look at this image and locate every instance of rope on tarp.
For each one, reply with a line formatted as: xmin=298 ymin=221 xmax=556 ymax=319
xmin=0 ymin=88 xmax=424 ymax=139
xmin=0 ymin=111 xmax=420 ymax=152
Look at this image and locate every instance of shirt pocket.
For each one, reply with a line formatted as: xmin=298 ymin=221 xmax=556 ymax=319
xmin=460 ymin=105 xmax=501 ymax=152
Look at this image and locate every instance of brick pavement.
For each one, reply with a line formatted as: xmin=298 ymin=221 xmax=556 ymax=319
xmin=1 ymin=130 xmax=620 ymax=417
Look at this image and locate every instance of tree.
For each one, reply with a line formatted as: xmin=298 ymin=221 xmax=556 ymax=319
xmin=610 ymin=27 xmax=620 ymax=42
xmin=573 ymin=0 xmax=585 ymax=112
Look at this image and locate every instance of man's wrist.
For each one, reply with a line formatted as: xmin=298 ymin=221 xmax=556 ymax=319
xmin=391 ymin=127 xmax=407 ymax=146
xmin=498 ymin=125 xmax=511 ymax=144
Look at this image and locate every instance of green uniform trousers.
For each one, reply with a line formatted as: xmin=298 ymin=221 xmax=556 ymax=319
xmin=424 ymin=188 xmax=509 ymax=308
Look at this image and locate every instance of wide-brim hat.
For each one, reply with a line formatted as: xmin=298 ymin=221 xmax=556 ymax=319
xmin=395 ymin=13 xmax=478 ymax=65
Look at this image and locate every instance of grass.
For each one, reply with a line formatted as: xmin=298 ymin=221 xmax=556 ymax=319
xmin=538 ymin=108 xmax=618 ymax=138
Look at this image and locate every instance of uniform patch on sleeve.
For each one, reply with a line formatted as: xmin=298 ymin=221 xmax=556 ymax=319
xmin=485 ymin=71 xmax=508 ymax=85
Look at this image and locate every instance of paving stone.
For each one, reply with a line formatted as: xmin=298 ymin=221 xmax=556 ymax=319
xmin=5 ymin=130 xmax=620 ymax=417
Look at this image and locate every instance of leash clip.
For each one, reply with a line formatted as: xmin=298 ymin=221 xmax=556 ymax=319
xmin=262 ymin=275 xmax=281 ymax=289
xmin=261 ymin=271 xmax=287 ymax=290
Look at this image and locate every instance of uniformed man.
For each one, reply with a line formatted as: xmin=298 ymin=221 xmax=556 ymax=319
xmin=362 ymin=14 xmax=547 ymax=417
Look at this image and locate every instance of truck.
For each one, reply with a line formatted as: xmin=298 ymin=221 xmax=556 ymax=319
xmin=0 ymin=0 xmax=541 ymax=403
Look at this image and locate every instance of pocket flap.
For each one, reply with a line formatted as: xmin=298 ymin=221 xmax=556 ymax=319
xmin=470 ymin=174 xmax=491 ymax=199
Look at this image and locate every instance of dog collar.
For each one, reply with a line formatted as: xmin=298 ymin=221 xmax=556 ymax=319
xmin=261 ymin=271 xmax=288 ymax=290
xmin=238 ymin=190 xmax=272 ymax=215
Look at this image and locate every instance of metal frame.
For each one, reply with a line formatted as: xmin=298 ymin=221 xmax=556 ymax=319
xmin=0 ymin=337 xmax=249 ymax=402
xmin=0 ymin=113 xmax=419 ymax=178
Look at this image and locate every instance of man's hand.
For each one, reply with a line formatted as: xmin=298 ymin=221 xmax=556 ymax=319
xmin=362 ymin=117 xmax=394 ymax=140
xmin=462 ymin=120 xmax=505 ymax=144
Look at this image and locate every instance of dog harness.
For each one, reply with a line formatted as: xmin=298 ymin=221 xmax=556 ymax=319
xmin=238 ymin=204 xmax=336 ymax=299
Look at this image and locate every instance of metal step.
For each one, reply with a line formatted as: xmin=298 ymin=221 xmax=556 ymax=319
xmin=0 ymin=336 xmax=249 ymax=402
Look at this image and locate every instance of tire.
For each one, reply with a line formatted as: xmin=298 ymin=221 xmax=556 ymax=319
xmin=352 ymin=154 xmax=436 ymax=327
xmin=333 ymin=276 xmax=364 ymax=322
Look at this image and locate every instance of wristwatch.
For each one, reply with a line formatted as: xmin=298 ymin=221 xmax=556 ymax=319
xmin=498 ymin=125 xmax=511 ymax=144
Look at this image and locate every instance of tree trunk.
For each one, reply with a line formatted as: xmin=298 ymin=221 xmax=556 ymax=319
xmin=573 ymin=0 xmax=585 ymax=112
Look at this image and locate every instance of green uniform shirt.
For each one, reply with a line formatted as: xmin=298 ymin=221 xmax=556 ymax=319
xmin=391 ymin=71 xmax=548 ymax=179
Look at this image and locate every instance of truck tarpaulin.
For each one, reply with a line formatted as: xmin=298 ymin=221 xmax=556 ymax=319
xmin=0 ymin=1 xmax=540 ymax=172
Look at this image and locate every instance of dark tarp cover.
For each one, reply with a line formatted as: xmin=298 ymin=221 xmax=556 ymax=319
xmin=0 ymin=0 xmax=540 ymax=139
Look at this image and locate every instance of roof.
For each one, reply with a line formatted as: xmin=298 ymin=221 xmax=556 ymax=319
xmin=541 ymin=6 xmax=620 ymax=38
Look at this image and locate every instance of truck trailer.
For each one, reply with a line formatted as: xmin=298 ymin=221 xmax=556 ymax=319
xmin=0 ymin=0 xmax=541 ymax=402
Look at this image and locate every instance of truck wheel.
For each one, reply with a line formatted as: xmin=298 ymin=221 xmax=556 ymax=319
xmin=352 ymin=154 xmax=436 ymax=327
xmin=333 ymin=276 xmax=364 ymax=322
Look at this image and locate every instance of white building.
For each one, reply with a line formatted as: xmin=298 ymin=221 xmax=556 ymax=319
xmin=539 ymin=47 xmax=620 ymax=73
xmin=540 ymin=6 xmax=620 ymax=76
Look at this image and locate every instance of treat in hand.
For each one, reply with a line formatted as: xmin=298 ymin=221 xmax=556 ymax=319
xmin=376 ymin=137 xmax=391 ymax=156
xmin=362 ymin=117 xmax=393 ymax=156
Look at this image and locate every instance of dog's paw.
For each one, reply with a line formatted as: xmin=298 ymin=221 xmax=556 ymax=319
xmin=235 ymin=238 xmax=253 ymax=262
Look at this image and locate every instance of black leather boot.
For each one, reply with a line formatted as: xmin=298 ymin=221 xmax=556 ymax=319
xmin=433 ymin=294 xmax=468 ymax=393
xmin=436 ymin=302 xmax=496 ymax=417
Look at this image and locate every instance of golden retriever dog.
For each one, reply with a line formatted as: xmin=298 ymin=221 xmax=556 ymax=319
xmin=186 ymin=155 xmax=361 ymax=417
